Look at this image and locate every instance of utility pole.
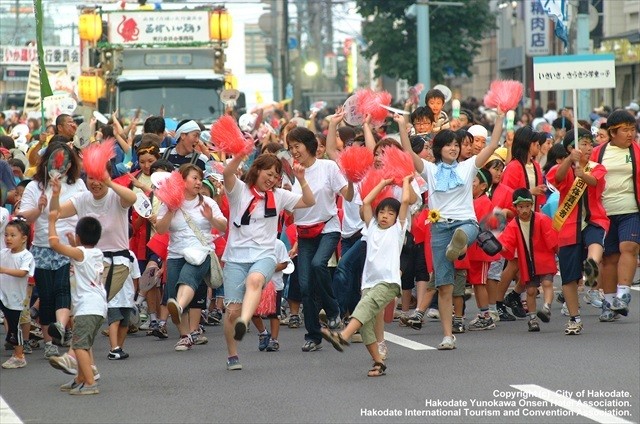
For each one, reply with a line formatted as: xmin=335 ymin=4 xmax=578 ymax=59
xmin=576 ymin=0 xmax=591 ymax=119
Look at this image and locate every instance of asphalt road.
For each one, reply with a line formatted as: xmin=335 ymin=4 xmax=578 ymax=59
xmin=1 ymin=279 xmax=639 ymax=424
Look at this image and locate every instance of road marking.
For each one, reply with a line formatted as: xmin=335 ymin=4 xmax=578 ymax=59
xmin=511 ymin=384 xmax=634 ymax=424
xmin=0 ymin=396 xmax=23 ymax=424
xmin=629 ymin=286 xmax=640 ymax=292
xmin=384 ymin=331 xmax=436 ymax=350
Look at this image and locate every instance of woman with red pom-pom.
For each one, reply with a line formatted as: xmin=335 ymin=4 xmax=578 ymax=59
xmin=17 ymin=142 xmax=86 ymax=357
xmin=154 ymin=164 xmax=227 ymax=352
xmin=287 ymin=126 xmax=354 ymax=353
xmin=221 ymin=153 xmax=314 ymax=370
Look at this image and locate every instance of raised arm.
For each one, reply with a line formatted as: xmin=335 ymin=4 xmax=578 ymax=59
xmin=475 ymin=111 xmax=504 ymax=168
xmin=362 ymin=178 xmax=393 ymax=225
xmin=398 ymin=175 xmax=413 ymax=225
xmin=223 ymin=154 xmax=244 ymax=193
xmin=395 ymin=113 xmax=424 ymax=173
xmin=362 ymin=114 xmax=376 ymax=151
xmin=106 ymin=177 xmax=136 ymax=208
xmin=325 ymin=109 xmax=345 ymax=161
xmin=48 ymin=177 xmax=78 ymax=219
xmin=48 ymin=211 xmax=83 ymax=262
xmin=339 ymin=180 xmax=354 ymax=202
xmin=292 ymin=163 xmax=316 ymax=208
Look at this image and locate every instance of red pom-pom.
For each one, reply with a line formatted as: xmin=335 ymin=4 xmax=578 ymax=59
xmin=483 ymin=80 xmax=524 ymax=112
xmin=210 ymin=115 xmax=254 ymax=156
xmin=380 ymin=147 xmax=414 ymax=186
xmin=354 ymin=89 xmax=392 ymax=125
xmin=358 ymin=168 xmax=394 ymax=210
xmin=83 ymin=139 xmax=115 ymax=180
xmin=336 ymin=145 xmax=374 ymax=183
xmin=154 ymin=171 xmax=185 ymax=211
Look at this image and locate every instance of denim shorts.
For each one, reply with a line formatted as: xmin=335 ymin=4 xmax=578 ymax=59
xmin=558 ymin=224 xmax=605 ymax=284
xmin=603 ymin=213 xmax=640 ymax=255
xmin=487 ymin=258 xmax=505 ymax=281
xmin=431 ymin=220 xmax=479 ymax=287
xmin=166 ymin=256 xmax=211 ymax=300
xmin=223 ymin=258 xmax=276 ymax=306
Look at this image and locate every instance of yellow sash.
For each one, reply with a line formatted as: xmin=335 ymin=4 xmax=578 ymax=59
xmin=552 ymin=161 xmax=597 ymax=231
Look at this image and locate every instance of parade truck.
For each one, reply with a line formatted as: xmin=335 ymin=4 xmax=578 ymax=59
xmin=77 ymin=6 xmax=244 ymax=126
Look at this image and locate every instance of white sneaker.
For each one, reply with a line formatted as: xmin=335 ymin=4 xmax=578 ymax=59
xmin=426 ymin=308 xmax=440 ymax=320
xmin=488 ymin=310 xmax=500 ymax=322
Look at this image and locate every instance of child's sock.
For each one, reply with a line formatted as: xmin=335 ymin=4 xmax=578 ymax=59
xmin=259 ymin=329 xmax=268 ymax=336
xmin=488 ymin=304 xmax=497 ymax=312
xmin=159 ymin=320 xmax=166 ymax=326
xmin=570 ymin=315 xmax=581 ymax=323
xmin=480 ymin=307 xmax=489 ymax=317
xmin=136 ymin=295 xmax=145 ymax=305
xmin=616 ymin=285 xmax=630 ymax=298
xmin=150 ymin=313 xmax=157 ymax=322
xmin=528 ymin=313 xmax=536 ymax=320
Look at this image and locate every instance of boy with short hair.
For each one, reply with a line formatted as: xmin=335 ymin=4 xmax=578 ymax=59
xmin=321 ymin=175 xmax=412 ymax=377
xmin=546 ymin=128 xmax=608 ymax=334
xmin=425 ymin=89 xmax=450 ymax=133
xmin=498 ymin=189 xmax=558 ymax=332
xmin=410 ymin=106 xmax=435 ymax=136
xmin=48 ymin=212 xmax=106 ymax=395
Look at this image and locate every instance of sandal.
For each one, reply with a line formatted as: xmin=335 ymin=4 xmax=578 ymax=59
xmin=367 ymin=362 xmax=386 ymax=377
xmin=320 ymin=329 xmax=349 ymax=352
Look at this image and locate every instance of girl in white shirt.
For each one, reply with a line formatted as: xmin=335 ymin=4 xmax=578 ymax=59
xmin=221 ymin=153 xmax=314 ymax=370
xmin=400 ymin=112 xmax=503 ymax=350
xmin=156 ymin=164 xmax=227 ymax=352
xmin=17 ymin=142 xmax=85 ymax=356
xmin=0 ymin=217 xmax=35 ymax=369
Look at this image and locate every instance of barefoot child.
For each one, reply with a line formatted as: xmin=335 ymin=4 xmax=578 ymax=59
xmin=48 ymin=212 xmax=106 ymax=395
xmin=321 ymin=175 xmax=412 ymax=377
xmin=0 ymin=217 xmax=35 ymax=369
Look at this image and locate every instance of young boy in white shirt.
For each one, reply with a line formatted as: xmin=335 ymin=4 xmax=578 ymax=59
xmin=49 ymin=212 xmax=106 ymax=395
xmin=321 ymin=175 xmax=412 ymax=377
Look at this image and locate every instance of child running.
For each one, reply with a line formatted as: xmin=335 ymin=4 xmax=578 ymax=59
xmin=48 ymin=212 xmax=106 ymax=395
xmin=321 ymin=175 xmax=412 ymax=377
xmin=0 ymin=217 xmax=35 ymax=369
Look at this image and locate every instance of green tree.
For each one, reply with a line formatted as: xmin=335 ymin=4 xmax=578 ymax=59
xmin=356 ymin=0 xmax=496 ymax=85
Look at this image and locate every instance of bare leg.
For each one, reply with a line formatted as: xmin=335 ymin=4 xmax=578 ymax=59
xmin=224 ymin=303 xmax=241 ymax=357
xmin=75 ymin=349 xmax=94 ymax=385
xmin=438 ymin=285 xmax=454 ymax=337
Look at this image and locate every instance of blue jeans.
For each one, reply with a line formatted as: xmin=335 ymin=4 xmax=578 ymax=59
xmin=297 ymin=231 xmax=341 ymax=343
xmin=332 ymin=238 xmax=366 ymax=318
xmin=431 ymin=219 xmax=479 ymax=287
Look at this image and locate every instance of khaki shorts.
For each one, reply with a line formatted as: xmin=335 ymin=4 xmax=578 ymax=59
xmin=101 ymin=263 xmax=130 ymax=301
xmin=71 ymin=315 xmax=104 ymax=350
xmin=427 ymin=269 xmax=467 ymax=296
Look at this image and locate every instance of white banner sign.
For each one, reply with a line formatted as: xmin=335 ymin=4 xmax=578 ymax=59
xmin=525 ymin=0 xmax=551 ymax=56
xmin=0 ymin=46 xmax=79 ymax=65
xmin=533 ymin=54 xmax=616 ymax=91
xmin=107 ymin=11 xmax=210 ymax=45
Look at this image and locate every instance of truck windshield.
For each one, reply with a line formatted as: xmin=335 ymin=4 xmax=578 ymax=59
xmin=118 ymin=79 xmax=224 ymax=125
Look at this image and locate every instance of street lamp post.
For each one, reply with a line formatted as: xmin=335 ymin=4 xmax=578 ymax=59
xmin=416 ymin=0 xmax=464 ymax=103
xmin=209 ymin=6 xmax=233 ymax=74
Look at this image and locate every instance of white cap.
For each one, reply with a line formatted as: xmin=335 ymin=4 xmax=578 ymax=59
xmin=468 ymin=124 xmax=488 ymax=139
xmin=625 ymin=102 xmax=639 ymax=112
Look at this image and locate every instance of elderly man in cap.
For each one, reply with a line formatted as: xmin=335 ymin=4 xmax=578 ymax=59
xmin=161 ymin=120 xmax=209 ymax=170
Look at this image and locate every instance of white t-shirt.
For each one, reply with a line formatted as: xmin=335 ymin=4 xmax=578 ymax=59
xmin=223 ymin=180 xmax=300 ymax=263
xmin=21 ymin=179 xmax=87 ymax=247
xmin=71 ymin=189 xmax=129 ymax=252
xmin=0 ymin=207 xmax=9 ymax=250
xmin=158 ymin=196 xmax=225 ymax=259
xmin=420 ymin=158 xmax=478 ymax=221
xmin=341 ymin=194 xmax=364 ymax=238
xmin=71 ymin=247 xmax=107 ymax=317
xmin=108 ymin=251 xmax=140 ymax=309
xmin=271 ymin=239 xmax=290 ymax=291
xmin=292 ymin=159 xmax=347 ymax=233
xmin=361 ymin=219 xmax=407 ymax=290
xmin=0 ymin=248 xmax=35 ymax=310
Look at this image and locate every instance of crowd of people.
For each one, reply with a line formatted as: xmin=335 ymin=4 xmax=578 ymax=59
xmin=0 ymin=91 xmax=639 ymax=389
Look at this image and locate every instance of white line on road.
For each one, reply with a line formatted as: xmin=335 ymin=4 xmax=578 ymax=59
xmin=384 ymin=331 xmax=436 ymax=350
xmin=511 ymin=384 xmax=634 ymax=424
xmin=629 ymin=286 xmax=640 ymax=292
xmin=0 ymin=396 xmax=23 ymax=424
